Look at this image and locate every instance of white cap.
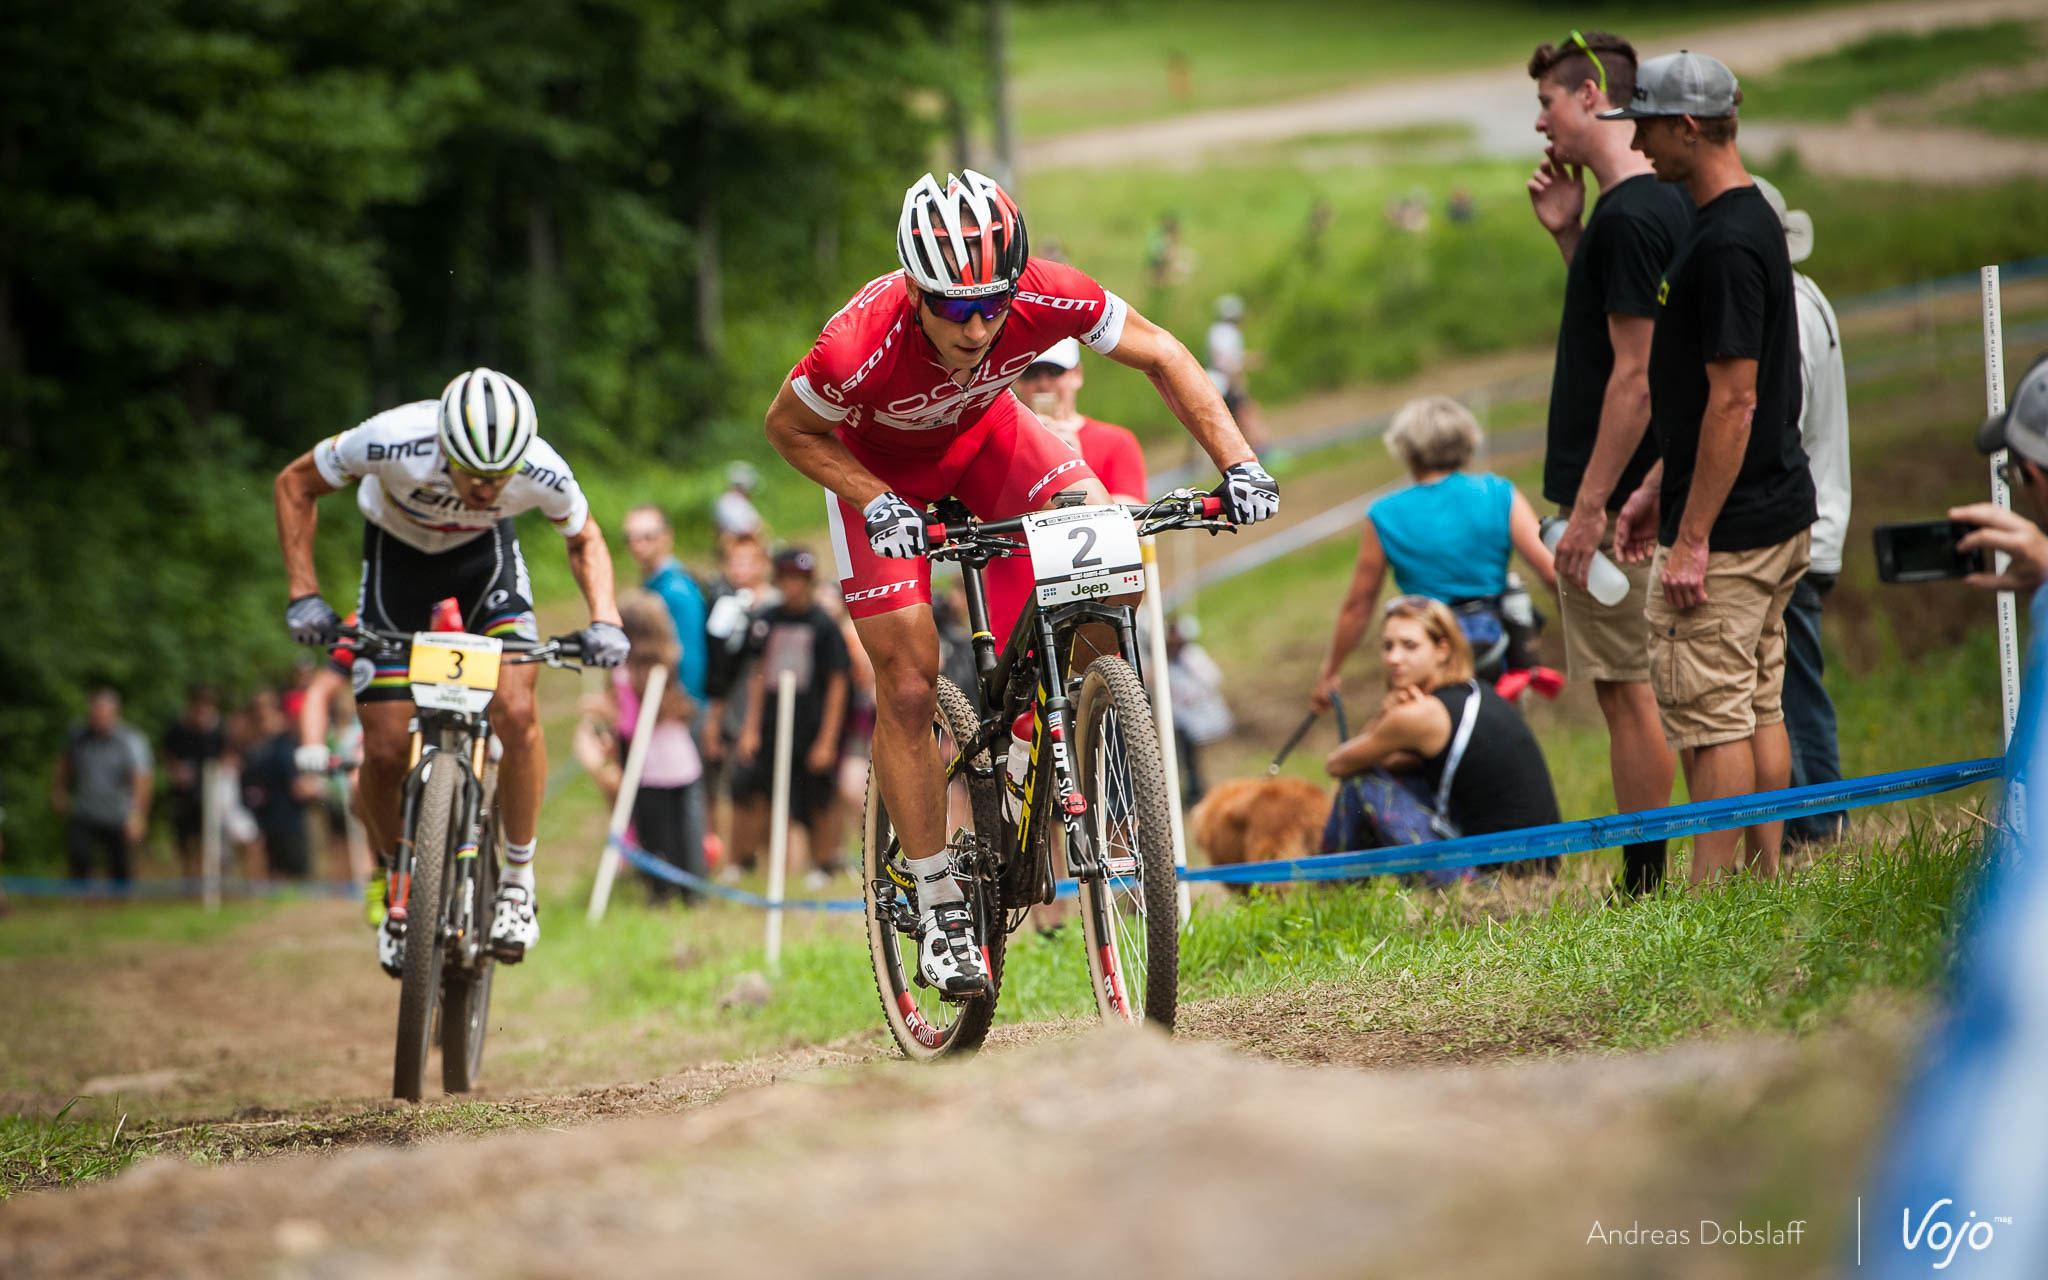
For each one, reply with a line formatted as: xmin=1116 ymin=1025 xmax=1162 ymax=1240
xmin=1750 ymin=176 xmax=1814 ymax=265
xmin=1030 ymin=337 xmax=1082 ymax=371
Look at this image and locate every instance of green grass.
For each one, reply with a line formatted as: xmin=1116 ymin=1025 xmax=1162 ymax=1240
xmin=1942 ymin=82 xmax=2048 ymax=138
xmin=0 ymin=899 xmax=282 ymax=960
xmin=1008 ymin=0 xmax=1842 ymax=139
xmin=1 ymin=1100 xmax=133 ymax=1198
xmin=1743 ymin=21 xmax=2043 ymax=121
xmin=1022 ymin=148 xmax=2048 ymax=444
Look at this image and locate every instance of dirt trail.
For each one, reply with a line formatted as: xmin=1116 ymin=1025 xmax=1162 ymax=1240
xmin=1025 ymin=0 xmax=2048 ymax=182
xmin=0 ymin=1017 xmax=1911 ymax=1279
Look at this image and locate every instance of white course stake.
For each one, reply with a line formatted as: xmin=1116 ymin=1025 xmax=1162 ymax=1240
xmin=764 ymin=668 xmax=797 ymax=973
xmin=1142 ymin=537 xmax=1193 ymax=927
xmin=201 ymin=759 xmax=222 ymax=911
xmin=1983 ymin=266 xmax=2021 ymax=747
xmin=586 ymin=662 xmax=666 ymax=923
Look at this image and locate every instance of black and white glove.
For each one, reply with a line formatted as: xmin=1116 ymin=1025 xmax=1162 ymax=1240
xmin=286 ymin=594 xmax=342 ymax=646
xmin=863 ymin=490 xmax=929 ymax=559
xmin=294 ymin=743 xmax=332 ymax=775
xmin=579 ymin=620 xmax=630 ymax=669
xmin=1217 ymin=461 xmax=1280 ymax=525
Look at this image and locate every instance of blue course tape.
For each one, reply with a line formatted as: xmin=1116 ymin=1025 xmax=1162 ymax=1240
xmin=1188 ymin=757 xmax=2003 ymax=884
xmin=0 ymin=875 xmax=359 ymax=900
xmin=609 ymin=836 xmax=866 ymax=912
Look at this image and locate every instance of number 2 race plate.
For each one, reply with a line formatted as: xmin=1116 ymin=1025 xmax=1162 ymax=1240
xmin=1021 ymin=505 xmax=1144 ymax=606
xmin=408 ymin=631 xmax=503 ymax=714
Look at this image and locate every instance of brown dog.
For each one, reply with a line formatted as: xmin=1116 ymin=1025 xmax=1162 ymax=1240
xmin=1189 ymin=776 xmax=1329 ymax=885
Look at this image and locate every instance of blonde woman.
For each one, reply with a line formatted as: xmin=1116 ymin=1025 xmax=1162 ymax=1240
xmin=1314 ymin=395 xmax=1556 ymax=710
xmin=1323 ymin=597 xmax=1559 ymax=876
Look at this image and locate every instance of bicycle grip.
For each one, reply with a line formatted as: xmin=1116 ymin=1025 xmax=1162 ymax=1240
xmin=1201 ymin=495 xmax=1224 ymax=519
xmin=925 ymin=522 xmax=948 ymax=547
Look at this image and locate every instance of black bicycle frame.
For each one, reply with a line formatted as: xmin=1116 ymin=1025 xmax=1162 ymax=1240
xmin=391 ymin=711 xmax=492 ymax=968
xmin=952 ymin=546 xmax=1143 ymax=896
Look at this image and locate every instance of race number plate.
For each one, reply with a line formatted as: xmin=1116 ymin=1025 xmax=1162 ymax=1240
xmin=1021 ymin=505 xmax=1144 ymax=606
xmin=408 ymin=631 xmax=503 ymax=714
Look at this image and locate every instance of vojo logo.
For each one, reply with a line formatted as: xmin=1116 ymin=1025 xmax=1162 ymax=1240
xmin=1900 ymin=1200 xmax=2005 ymax=1270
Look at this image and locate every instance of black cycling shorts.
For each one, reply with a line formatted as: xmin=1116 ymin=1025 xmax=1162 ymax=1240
xmin=351 ymin=520 xmax=537 ymax=703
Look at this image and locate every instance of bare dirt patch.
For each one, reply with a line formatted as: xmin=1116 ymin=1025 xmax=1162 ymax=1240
xmin=0 ymin=1015 xmax=1915 ymax=1279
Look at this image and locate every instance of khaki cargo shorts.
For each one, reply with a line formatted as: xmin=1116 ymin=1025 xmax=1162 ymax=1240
xmin=1643 ymin=529 xmax=1810 ymax=752
xmin=1556 ymin=508 xmax=1656 ymax=684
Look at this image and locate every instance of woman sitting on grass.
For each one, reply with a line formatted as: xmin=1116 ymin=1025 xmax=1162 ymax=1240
xmin=1323 ymin=596 xmax=1560 ymax=878
xmin=1313 ymin=395 xmax=1556 ymax=707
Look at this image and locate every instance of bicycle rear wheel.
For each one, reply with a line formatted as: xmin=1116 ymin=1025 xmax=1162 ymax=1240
xmin=1073 ymin=656 xmax=1179 ymax=1028
xmin=394 ymin=751 xmax=456 ymax=1101
xmin=441 ymin=763 xmax=498 ymax=1094
xmin=863 ymin=676 xmax=1006 ymax=1061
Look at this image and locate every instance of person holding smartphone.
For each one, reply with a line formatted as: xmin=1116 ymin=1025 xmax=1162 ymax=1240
xmin=1959 ymin=352 xmax=2048 ymax=597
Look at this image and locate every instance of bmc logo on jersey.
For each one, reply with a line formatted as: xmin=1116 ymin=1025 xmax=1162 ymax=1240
xmin=1015 ymin=291 xmax=1099 ymax=314
xmin=520 ymin=461 xmax=569 ymax=493
xmin=367 ymin=437 xmax=437 ymax=461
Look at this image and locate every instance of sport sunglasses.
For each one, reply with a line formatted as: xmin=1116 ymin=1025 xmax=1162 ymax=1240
xmin=922 ymin=288 xmax=1014 ymax=324
xmin=1562 ymin=28 xmax=1607 ymax=97
xmin=452 ymin=459 xmax=522 ymax=482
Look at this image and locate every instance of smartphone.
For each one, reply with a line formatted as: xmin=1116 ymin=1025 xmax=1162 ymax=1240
xmin=1873 ymin=520 xmax=1990 ymax=583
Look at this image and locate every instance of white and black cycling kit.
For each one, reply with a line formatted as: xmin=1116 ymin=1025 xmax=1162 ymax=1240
xmin=313 ymin=402 xmax=591 ymax=697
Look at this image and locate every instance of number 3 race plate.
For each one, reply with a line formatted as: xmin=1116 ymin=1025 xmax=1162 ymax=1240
xmin=1021 ymin=505 xmax=1144 ymax=606
xmin=407 ymin=631 xmax=504 ymax=714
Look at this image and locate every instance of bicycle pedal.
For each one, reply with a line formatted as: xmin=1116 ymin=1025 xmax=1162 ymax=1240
xmin=489 ymin=939 xmax=528 ymax=964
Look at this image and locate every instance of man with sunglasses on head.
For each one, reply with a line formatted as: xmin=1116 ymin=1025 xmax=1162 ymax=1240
xmin=764 ymin=168 xmax=1276 ymax=997
xmin=273 ymin=368 xmax=629 ymax=973
xmin=1526 ymin=29 xmax=1691 ymax=896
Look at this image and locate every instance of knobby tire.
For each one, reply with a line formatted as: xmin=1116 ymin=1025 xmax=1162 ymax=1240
xmin=864 ymin=676 xmax=1006 ymax=1062
xmin=394 ymin=751 xmax=456 ymax=1101
xmin=1074 ymin=656 xmax=1180 ymax=1028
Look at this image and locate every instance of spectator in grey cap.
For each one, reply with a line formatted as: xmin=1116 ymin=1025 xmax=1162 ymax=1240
xmin=1754 ymin=176 xmax=1852 ymax=846
xmin=1958 ymin=352 xmax=2048 ymax=598
xmin=1607 ymin=51 xmax=1818 ymax=883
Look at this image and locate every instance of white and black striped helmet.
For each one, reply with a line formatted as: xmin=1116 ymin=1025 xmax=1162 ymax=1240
xmin=438 ymin=368 xmax=537 ymax=475
xmin=896 ymin=169 xmax=1028 ymax=298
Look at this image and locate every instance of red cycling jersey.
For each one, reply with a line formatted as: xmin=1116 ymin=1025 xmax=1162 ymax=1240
xmin=789 ymin=258 xmax=1129 ymax=453
xmin=791 ymin=259 xmax=1132 ymax=636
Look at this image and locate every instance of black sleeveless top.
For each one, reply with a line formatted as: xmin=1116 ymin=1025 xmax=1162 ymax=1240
xmin=1413 ymin=682 xmax=1561 ymax=836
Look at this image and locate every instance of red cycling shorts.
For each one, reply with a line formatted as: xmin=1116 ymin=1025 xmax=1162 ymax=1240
xmin=826 ymin=392 xmax=1101 ymax=643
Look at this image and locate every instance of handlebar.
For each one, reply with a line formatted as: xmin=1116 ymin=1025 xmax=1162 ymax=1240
xmin=313 ymin=624 xmax=586 ymax=669
xmin=923 ymin=490 xmax=1232 ymax=557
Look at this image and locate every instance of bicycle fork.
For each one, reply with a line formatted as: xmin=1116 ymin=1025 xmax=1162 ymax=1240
xmin=1032 ymin=613 xmax=1101 ymax=880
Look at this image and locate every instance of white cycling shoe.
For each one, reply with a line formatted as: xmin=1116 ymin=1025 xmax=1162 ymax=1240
xmin=377 ymin=917 xmax=406 ymax=979
xmin=917 ymin=901 xmax=989 ymax=996
xmin=490 ymin=883 xmax=540 ymax=962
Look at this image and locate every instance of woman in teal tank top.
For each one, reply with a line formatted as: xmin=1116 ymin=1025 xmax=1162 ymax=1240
xmin=1313 ymin=396 xmax=1556 ymax=711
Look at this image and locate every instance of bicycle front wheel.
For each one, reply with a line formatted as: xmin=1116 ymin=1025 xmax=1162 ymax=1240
xmin=394 ymin=751 xmax=455 ymax=1102
xmin=863 ymin=676 xmax=1006 ymax=1062
xmin=1073 ymin=656 xmax=1179 ymax=1028
xmin=442 ymin=761 xmax=498 ymax=1094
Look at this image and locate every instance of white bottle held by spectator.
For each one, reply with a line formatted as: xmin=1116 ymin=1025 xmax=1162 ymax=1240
xmin=1540 ymin=516 xmax=1630 ymax=607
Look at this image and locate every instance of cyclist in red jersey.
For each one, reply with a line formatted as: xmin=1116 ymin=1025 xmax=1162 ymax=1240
xmin=764 ymin=169 xmax=1278 ymax=995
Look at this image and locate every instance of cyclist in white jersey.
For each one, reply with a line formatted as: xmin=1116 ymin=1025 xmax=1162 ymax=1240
xmin=273 ymin=368 xmax=628 ymax=972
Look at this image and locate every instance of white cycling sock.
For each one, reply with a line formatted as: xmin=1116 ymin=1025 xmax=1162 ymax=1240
xmin=906 ymin=852 xmax=963 ymax=914
xmin=503 ymin=839 xmax=536 ymax=892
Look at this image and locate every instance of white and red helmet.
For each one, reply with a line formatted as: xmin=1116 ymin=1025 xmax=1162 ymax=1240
xmin=896 ymin=169 xmax=1029 ymax=298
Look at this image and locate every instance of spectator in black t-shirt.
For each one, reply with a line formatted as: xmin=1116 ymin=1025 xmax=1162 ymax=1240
xmin=1525 ymin=30 xmax=1689 ymax=896
xmin=1323 ymin=596 xmax=1561 ymax=878
xmin=733 ymin=547 xmax=852 ymax=886
xmin=240 ymin=688 xmax=311 ymax=880
xmin=1606 ymin=52 xmax=1818 ymax=885
xmin=164 ymin=684 xmax=224 ymax=878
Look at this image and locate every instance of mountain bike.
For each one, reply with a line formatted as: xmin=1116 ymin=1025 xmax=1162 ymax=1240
xmin=862 ymin=489 xmax=1232 ymax=1060
xmin=318 ymin=624 xmax=583 ymax=1101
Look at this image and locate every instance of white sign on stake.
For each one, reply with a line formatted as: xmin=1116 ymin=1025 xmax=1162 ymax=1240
xmin=1983 ymin=266 xmax=2020 ymax=747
